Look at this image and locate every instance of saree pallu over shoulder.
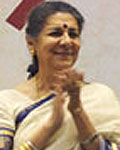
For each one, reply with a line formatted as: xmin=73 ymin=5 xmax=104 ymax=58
xmin=0 ymin=90 xmax=17 ymax=150
xmin=0 ymin=83 xmax=120 ymax=150
xmin=0 ymin=127 xmax=14 ymax=150
xmin=15 ymin=93 xmax=55 ymax=129
xmin=13 ymin=91 xmax=80 ymax=150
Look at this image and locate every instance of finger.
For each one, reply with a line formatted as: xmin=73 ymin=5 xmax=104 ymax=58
xmin=53 ymin=74 xmax=69 ymax=89
xmin=54 ymin=88 xmax=66 ymax=105
xmin=51 ymin=80 xmax=65 ymax=91
xmin=75 ymin=70 xmax=85 ymax=81
xmin=51 ymin=83 xmax=63 ymax=93
xmin=66 ymin=69 xmax=85 ymax=82
xmin=53 ymin=74 xmax=67 ymax=82
xmin=55 ymin=68 xmax=70 ymax=75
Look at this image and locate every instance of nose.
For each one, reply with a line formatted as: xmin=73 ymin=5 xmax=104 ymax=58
xmin=59 ymin=32 xmax=72 ymax=47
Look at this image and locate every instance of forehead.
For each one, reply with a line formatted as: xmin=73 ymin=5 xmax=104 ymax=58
xmin=44 ymin=12 xmax=79 ymax=30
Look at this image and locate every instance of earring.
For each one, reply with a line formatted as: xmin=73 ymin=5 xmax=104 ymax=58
xmin=30 ymin=48 xmax=35 ymax=57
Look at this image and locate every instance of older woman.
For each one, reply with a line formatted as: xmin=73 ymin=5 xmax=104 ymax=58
xmin=1 ymin=1 xmax=120 ymax=150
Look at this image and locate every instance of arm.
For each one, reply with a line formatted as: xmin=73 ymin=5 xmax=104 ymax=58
xmin=67 ymin=86 xmax=99 ymax=150
xmin=51 ymin=69 xmax=100 ymax=150
xmin=0 ymin=130 xmax=14 ymax=150
xmin=69 ymin=106 xmax=99 ymax=150
xmin=65 ymin=71 xmax=100 ymax=150
xmin=0 ymin=91 xmax=63 ymax=150
xmin=67 ymin=73 xmax=120 ymax=150
xmin=23 ymin=92 xmax=65 ymax=150
xmin=0 ymin=92 xmax=15 ymax=150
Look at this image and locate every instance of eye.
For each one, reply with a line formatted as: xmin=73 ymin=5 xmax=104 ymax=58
xmin=48 ymin=30 xmax=63 ymax=37
xmin=69 ymin=32 xmax=79 ymax=38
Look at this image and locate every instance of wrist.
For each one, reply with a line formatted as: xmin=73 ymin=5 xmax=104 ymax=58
xmin=49 ymin=116 xmax=63 ymax=130
xmin=81 ymin=134 xmax=101 ymax=150
xmin=68 ymin=97 xmax=82 ymax=111
xmin=69 ymin=106 xmax=83 ymax=114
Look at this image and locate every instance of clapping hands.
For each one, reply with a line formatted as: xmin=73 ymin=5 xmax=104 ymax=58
xmin=50 ymin=69 xmax=85 ymax=129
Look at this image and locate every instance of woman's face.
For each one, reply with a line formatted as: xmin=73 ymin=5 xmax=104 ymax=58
xmin=33 ymin=12 xmax=81 ymax=71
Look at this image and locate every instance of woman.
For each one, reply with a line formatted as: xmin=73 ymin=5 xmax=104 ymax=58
xmin=1 ymin=1 xmax=120 ymax=150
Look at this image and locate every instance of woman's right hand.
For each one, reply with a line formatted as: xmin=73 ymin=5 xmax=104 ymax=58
xmin=50 ymin=86 xmax=65 ymax=130
xmin=49 ymin=69 xmax=72 ymax=130
xmin=27 ymin=87 xmax=66 ymax=150
xmin=27 ymin=86 xmax=66 ymax=150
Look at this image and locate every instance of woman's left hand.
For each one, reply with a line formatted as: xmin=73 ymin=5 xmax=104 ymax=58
xmin=64 ymin=70 xmax=84 ymax=111
xmin=51 ymin=68 xmax=84 ymax=111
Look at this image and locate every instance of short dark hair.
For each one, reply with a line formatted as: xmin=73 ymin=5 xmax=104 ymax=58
xmin=26 ymin=1 xmax=84 ymax=37
xmin=26 ymin=1 xmax=85 ymax=79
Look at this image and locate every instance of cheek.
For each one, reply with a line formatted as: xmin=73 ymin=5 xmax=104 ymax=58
xmin=35 ymin=42 xmax=55 ymax=62
xmin=45 ymin=38 xmax=59 ymax=49
xmin=73 ymin=40 xmax=80 ymax=53
xmin=41 ymin=38 xmax=59 ymax=53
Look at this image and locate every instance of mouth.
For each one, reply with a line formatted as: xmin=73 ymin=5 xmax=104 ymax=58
xmin=52 ymin=49 xmax=74 ymax=56
xmin=51 ymin=48 xmax=77 ymax=69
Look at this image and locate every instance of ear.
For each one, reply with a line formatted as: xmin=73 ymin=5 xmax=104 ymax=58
xmin=25 ymin=34 xmax=35 ymax=51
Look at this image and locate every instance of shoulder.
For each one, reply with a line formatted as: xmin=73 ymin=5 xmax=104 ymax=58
xmin=83 ymin=82 xmax=117 ymax=98
xmin=82 ymin=82 xmax=119 ymax=108
xmin=0 ymin=90 xmax=17 ymax=128
xmin=15 ymin=78 xmax=37 ymax=101
xmin=84 ymin=81 xmax=113 ymax=90
xmin=0 ymin=88 xmax=30 ymax=107
xmin=0 ymin=89 xmax=16 ymax=101
xmin=92 ymin=82 xmax=117 ymax=98
xmin=83 ymin=83 xmax=120 ymax=143
xmin=0 ymin=89 xmax=19 ymax=107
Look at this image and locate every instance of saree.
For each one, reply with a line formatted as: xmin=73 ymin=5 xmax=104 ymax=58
xmin=0 ymin=82 xmax=120 ymax=150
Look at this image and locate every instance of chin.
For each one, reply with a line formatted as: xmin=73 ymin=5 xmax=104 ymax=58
xmin=53 ymin=62 xmax=74 ymax=70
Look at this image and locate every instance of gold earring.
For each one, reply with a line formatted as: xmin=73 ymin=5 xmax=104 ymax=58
xmin=30 ymin=48 xmax=35 ymax=57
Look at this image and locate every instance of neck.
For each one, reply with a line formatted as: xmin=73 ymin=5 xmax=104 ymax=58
xmin=35 ymin=66 xmax=54 ymax=92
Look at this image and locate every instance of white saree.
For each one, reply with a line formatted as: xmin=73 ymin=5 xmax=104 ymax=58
xmin=0 ymin=82 xmax=120 ymax=150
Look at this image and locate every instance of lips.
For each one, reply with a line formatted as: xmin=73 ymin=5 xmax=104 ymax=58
xmin=52 ymin=49 xmax=74 ymax=56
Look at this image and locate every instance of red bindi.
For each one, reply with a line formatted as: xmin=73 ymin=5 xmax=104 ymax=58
xmin=63 ymin=24 xmax=68 ymax=28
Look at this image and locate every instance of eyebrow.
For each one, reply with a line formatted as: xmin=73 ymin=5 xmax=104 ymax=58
xmin=51 ymin=27 xmax=63 ymax=31
xmin=69 ymin=28 xmax=79 ymax=32
xmin=46 ymin=27 xmax=79 ymax=33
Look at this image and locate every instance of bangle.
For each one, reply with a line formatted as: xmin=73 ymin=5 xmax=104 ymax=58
xmin=20 ymin=141 xmax=31 ymax=150
xmin=98 ymin=135 xmax=106 ymax=150
xmin=75 ymin=80 xmax=85 ymax=88
xmin=111 ymin=142 xmax=118 ymax=150
xmin=20 ymin=141 xmax=38 ymax=150
xmin=80 ymin=133 xmax=99 ymax=146
xmin=26 ymin=141 xmax=38 ymax=150
xmin=70 ymin=107 xmax=83 ymax=114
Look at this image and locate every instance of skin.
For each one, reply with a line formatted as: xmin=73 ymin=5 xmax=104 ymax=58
xmin=27 ymin=12 xmax=81 ymax=91
xmin=16 ymin=12 xmax=99 ymax=150
xmin=16 ymin=11 xmax=82 ymax=129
